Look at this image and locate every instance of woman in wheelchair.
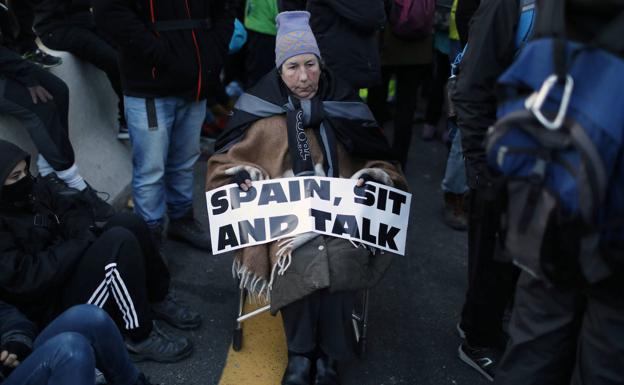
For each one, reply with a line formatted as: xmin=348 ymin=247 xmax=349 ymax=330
xmin=207 ymin=11 xmax=407 ymax=385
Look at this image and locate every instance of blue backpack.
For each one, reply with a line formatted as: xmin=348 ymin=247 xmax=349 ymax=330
xmin=486 ymin=0 xmax=624 ymax=284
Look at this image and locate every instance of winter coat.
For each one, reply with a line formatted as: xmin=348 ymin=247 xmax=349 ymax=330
xmin=0 ymin=143 xmax=92 ymax=325
xmin=207 ymin=69 xmax=407 ymax=312
xmin=92 ymin=0 xmax=233 ymax=101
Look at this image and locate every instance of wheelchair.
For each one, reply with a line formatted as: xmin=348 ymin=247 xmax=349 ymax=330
xmin=232 ymin=279 xmax=371 ymax=357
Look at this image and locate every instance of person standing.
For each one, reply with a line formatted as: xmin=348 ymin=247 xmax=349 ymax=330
xmin=244 ymin=0 xmax=279 ymax=88
xmin=93 ymin=0 xmax=234 ymax=251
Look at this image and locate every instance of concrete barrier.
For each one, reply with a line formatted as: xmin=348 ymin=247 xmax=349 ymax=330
xmin=0 ymin=47 xmax=132 ymax=206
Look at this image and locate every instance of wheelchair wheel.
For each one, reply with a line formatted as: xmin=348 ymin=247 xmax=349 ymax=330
xmin=232 ymin=325 xmax=243 ymax=351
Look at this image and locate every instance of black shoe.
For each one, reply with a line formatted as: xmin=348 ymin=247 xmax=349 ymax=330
xmin=151 ymin=291 xmax=202 ymax=330
xmin=167 ymin=214 xmax=212 ymax=252
xmin=125 ymin=321 xmax=192 ymax=363
xmin=458 ymin=342 xmax=500 ymax=382
xmin=79 ymin=184 xmax=115 ymax=223
xmin=41 ymin=173 xmax=80 ymax=197
xmin=134 ymin=373 xmax=160 ymax=385
xmin=22 ymin=48 xmax=62 ymax=68
xmin=282 ymin=355 xmax=313 ymax=385
xmin=314 ymin=355 xmax=340 ymax=385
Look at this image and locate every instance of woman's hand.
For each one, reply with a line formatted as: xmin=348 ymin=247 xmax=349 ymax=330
xmin=225 ymin=165 xmax=266 ymax=191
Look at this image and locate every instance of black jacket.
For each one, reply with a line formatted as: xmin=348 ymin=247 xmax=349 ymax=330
xmin=0 ymin=301 xmax=36 ymax=381
xmin=0 ymin=141 xmax=91 ymax=325
xmin=33 ymin=0 xmax=94 ymax=35
xmin=452 ymin=0 xmax=519 ymax=190
xmin=279 ymin=0 xmax=386 ymax=89
xmin=92 ymin=0 xmax=233 ymax=101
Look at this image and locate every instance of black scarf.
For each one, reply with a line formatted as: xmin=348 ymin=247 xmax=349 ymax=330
xmin=216 ymin=68 xmax=396 ymax=177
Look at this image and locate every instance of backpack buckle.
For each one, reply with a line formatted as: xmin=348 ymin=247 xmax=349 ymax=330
xmin=525 ymin=74 xmax=574 ymax=131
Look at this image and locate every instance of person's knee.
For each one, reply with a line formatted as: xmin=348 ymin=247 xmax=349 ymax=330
xmin=62 ymin=305 xmax=111 ymax=330
xmin=99 ymin=227 xmax=141 ymax=252
xmin=47 ymin=332 xmax=94 ymax=364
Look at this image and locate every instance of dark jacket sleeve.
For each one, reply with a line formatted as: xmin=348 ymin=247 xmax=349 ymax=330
xmin=455 ymin=0 xmax=481 ymax=46
xmin=0 ymin=301 xmax=36 ymax=356
xmin=0 ymin=226 xmax=89 ymax=301
xmin=92 ymin=0 xmax=171 ymax=68
xmin=452 ymin=0 xmax=518 ymax=190
xmin=0 ymin=46 xmax=39 ymax=87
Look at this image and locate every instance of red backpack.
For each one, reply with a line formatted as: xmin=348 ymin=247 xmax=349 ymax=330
xmin=388 ymin=0 xmax=435 ymax=39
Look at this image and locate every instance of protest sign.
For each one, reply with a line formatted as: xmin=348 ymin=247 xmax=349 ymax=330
xmin=205 ymin=177 xmax=412 ymax=255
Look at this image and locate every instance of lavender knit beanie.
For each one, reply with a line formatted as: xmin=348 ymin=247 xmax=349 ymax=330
xmin=275 ymin=11 xmax=321 ymax=68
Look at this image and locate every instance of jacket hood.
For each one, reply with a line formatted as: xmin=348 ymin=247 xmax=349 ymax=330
xmin=0 ymin=140 xmax=31 ymax=200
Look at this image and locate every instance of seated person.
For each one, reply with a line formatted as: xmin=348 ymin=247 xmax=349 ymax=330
xmin=32 ymin=0 xmax=126 ymax=136
xmin=207 ymin=11 xmax=407 ymax=385
xmin=0 ymin=302 xmax=156 ymax=385
xmin=0 ymin=25 xmax=113 ymax=220
xmin=0 ymin=139 xmax=201 ymax=363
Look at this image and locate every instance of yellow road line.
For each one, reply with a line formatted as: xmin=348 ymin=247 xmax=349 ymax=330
xmin=218 ymin=303 xmax=287 ymax=385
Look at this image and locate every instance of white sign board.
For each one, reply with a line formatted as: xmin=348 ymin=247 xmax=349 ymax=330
xmin=205 ymin=177 xmax=411 ymax=255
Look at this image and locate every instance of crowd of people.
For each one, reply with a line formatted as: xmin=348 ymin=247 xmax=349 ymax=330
xmin=0 ymin=0 xmax=622 ymax=385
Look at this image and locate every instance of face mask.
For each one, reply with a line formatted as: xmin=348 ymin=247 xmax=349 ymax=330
xmin=1 ymin=174 xmax=34 ymax=204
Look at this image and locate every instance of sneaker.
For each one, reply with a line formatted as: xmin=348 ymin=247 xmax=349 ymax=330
xmin=41 ymin=173 xmax=80 ymax=197
xmin=421 ymin=123 xmax=436 ymax=141
xmin=151 ymin=291 xmax=202 ymax=330
xmin=118 ymin=125 xmax=130 ymax=140
xmin=458 ymin=342 xmax=500 ymax=382
xmin=167 ymin=213 xmax=212 ymax=252
xmin=79 ymin=184 xmax=115 ymax=223
xmin=443 ymin=192 xmax=468 ymax=231
xmin=456 ymin=322 xmax=466 ymax=339
xmin=125 ymin=321 xmax=192 ymax=363
xmin=22 ymin=49 xmax=62 ymax=69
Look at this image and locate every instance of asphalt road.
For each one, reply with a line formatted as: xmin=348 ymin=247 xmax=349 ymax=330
xmin=137 ymin=130 xmax=489 ymax=385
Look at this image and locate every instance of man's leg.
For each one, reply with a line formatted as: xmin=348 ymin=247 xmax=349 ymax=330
xmin=125 ymin=96 xmax=175 ymax=229
xmin=104 ymin=213 xmax=202 ymax=330
xmin=458 ymin=186 xmax=518 ymax=381
xmin=3 ymin=332 xmax=95 ymax=385
xmin=441 ymin=126 xmax=468 ymax=230
xmin=393 ymin=64 xmax=429 ymax=169
xmin=164 ymin=99 xmax=211 ymax=251
xmin=245 ymin=30 xmax=277 ymax=89
xmin=33 ymin=305 xmax=139 ymax=385
xmin=570 ymin=279 xmax=624 ymax=385
xmin=0 ymin=70 xmax=74 ymax=171
xmin=39 ymin=25 xmax=125 ymax=126
xmin=495 ymin=272 xmax=583 ymax=385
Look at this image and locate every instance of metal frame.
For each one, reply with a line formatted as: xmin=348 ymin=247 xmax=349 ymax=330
xmin=232 ymin=280 xmax=370 ymax=356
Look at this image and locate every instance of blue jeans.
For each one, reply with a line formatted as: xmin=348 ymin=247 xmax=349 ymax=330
xmin=441 ymin=122 xmax=469 ymax=194
xmin=124 ymin=96 xmax=206 ymax=227
xmin=4 ymin=305 xmax=139 ymax=385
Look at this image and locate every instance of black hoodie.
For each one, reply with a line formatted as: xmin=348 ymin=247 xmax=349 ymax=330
xmin=0 ymin=140 xmax=90 ymax=326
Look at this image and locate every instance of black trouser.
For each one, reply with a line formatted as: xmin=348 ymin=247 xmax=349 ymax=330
xmin=60 ymin=213 xmax=170 ymax=340
xmin=39 ymin=24 xmax=125 ymax=123
xmin=281 ymin=290 xmax=356 ymax=361
xmin=496 ymin=272 xmax=624 ymax=385
xmin=0 ymin=64 xmax=74 ymax=170
xmin=6 ymin=0 xmax=38 ymax=53
xmin=367 ymin=64 xmax=431 ymax=169
xmin=425 ymin=49 xmax=450 ymax=127
xmin=245 ymin=30 xmax=276 ymax=89
xmin=460 ymin=187 xmax=518 ymax=348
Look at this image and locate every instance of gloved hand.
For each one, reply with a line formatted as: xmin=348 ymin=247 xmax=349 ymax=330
xmin=225 ymin=165 xmax=266 ymax=191
xmin=351 ymin=168 xmax=394 ymax=188
xmin=60 ymin=209 xmax=97 ymax=242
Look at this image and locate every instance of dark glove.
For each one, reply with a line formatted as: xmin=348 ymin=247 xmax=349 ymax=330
xmin=60 ymin=209 xmax=97 ymax=241
xmin=1 ymin=341 xmax=31 ymax=363
xmin=232 ymin=169 xmax=252 ymax=190
xmin=358 ymin=173 xmax=385 ymax=186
